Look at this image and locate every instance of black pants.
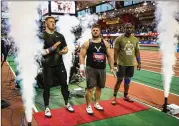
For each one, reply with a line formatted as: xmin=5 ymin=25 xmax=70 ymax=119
xmin=116 ymin=65 xmax=134 ymax=78
xmin=43 ymin=64 xmax=69 ymax=106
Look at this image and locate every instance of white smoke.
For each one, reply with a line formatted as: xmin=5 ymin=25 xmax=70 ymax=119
xmin=55 ymin=14 xmax=98 ymax=83
xmin=155 ymin=1 xmax=179 ymax=97
xmin=77 ymin=14 xmax=99 ymax=46
xmin=8 ymin=1 xmax=43 ymax=122
xmin=56 ymin=15 xmax=80 ymax=84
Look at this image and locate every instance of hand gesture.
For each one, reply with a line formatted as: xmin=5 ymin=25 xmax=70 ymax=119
xmin=53 ymin=41 xmax=61 ymax=50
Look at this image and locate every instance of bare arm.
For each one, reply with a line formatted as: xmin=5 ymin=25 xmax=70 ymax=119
xmin=79 ymin=41 xmax=88 ymax=65
xmin=135 ymin=40 xmax=141 ymax=64
xmin=114 ymin=37 xmax=120 ymax=66
xmin=104 ymin=40 xmax=114 ymax=69
xmin=135 ymin=39 xmax=141 ymax=70
xmin=114 ymin=48 xmax=119 ymax=65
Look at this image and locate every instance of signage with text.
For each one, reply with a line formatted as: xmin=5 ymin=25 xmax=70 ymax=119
xmin=51 ymin=1 xmax=76 ymax=14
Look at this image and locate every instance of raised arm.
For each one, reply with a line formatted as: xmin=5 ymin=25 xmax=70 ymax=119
xmin=58 ymin=34 xmax=68 ymax=55
xmin=39 ymin=32 xmax=61 ymax=56
xmin=42 ymin=42 xmax=61 ymax=56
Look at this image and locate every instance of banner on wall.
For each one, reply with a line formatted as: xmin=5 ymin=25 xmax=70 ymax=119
xmin=106 ymin=20 xmax=119 ymax=25
xmin=41 ymin=1 xmax=49 ymax=15
xmin=51 ymin=1 xmax=76 ymax=14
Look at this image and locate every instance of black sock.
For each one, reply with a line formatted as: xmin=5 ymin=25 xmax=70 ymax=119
xmin=114 ymin=94 xmax=117 ymax=97
xmin=124 ymin=92 xmax=128 ymax=97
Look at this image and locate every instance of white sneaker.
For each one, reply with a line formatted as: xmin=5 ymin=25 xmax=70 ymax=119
xmin=94 ymin=103 xmax=104 ymax=111
xmin=86 ymin=106 xmax=93 ymax=115
xmin=45 ymin=107 xmax=52 ymax=118
xmin=66 ymin=103 xmax=74 ymax=112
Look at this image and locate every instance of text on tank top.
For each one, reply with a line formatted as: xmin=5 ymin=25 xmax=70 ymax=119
xmin=86 ymin=39 xmax=107 ymax=69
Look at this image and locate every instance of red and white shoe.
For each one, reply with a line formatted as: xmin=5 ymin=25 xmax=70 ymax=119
xmin=111 ymin=97 xmax=117 ymax=105
xmin=124 ymin=96 xmax=134 ymax=102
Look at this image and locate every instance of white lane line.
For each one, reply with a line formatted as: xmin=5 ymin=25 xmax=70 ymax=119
xmin=132 ymin=97 xmax=179 ymax=120
xmin=135 ymin=69 xmax=179 ymax=77
xmin=107 ymin=73 xmax=179 ymax=97
xmin=134 ymin=64 xmax=179 ymax=73
xmin=136 ymin=61 xmax=179 ymax=68
xmin=111 ymin=88 xmax=179 ymax=120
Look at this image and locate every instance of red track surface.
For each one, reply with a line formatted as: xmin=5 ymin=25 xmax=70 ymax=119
xmin=106 ymin=50 xmax=179 ymax=109
xmin=139 ymin=50 xmax=179 ymax=76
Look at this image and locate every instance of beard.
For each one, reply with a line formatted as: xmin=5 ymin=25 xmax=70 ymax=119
xmin=47 ymin=24 xmax=55 ymax=31
xmin=125 ymin=31 xmax=131 ymax=37
xmin=49 ymin=27 xmax=55 ymax=31
xmin=92 ymin=34 xmax=100 ymax=38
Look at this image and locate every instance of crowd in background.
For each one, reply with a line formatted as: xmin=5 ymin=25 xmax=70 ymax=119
xmin=135 ymin=23 xmax=156 ymax=33
xmin=101 ymin=23 xmax=156 ymax=34
xmin=101 ymin=21 xmax=158 ymax=48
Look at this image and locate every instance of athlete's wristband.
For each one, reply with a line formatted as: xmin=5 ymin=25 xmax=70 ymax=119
xmin=80 ymin=64 xmax=85 ymax=71
xmin=114 ymin=62 xmax=117 ymax=66
xmin=136 ymin=57 xmax=141 ymax=64
xmin=49 ymin=47 xmax=53 ymax=52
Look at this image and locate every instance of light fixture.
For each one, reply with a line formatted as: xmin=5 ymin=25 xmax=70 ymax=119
xmin=143 ymin=1 xmax=147 ymax=6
